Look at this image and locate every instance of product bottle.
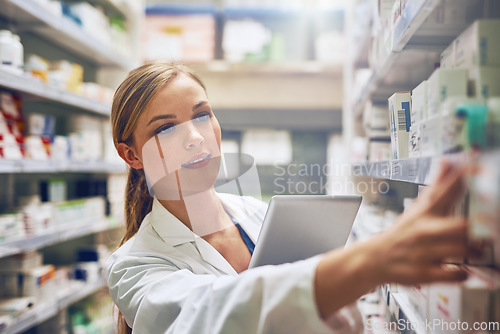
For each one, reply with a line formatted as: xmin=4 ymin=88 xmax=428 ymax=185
xmin=11 ymin=34 xmax=24 ymax=75
xmin=0 ymin=30 xmax=14 ymax=72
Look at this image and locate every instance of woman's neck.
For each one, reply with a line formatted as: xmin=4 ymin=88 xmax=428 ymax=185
xmin=158 ymin=188 xmax=233 ymax=236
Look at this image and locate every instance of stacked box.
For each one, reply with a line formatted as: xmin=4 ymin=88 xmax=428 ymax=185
xmin=453 ymin=20 xmax=500 ymax=69
xmin=143 ymin=5 xmax=216 ymax=63
xmin=411 ymin=80 xmax=428 ymax=125
xmin=468 ymin=66 xmax=500 ymax=99
xmin=427 ymin=68 xmax=468 ymax=118
xmin=388 ymin=92 xmax=411 ymax=159
xmin=468 ymin=153 xmax=500 ymax=267
xmin=428 ymin=269 xmax=490 ymax=334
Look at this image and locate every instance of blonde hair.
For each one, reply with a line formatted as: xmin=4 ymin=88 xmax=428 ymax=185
xmin=111 ymin=61 xmax=206 ymax=334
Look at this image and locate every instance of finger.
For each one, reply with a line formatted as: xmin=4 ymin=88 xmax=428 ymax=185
xmin=424 ymin=243 xmax=468 ymax=263
xmin=425 ymin=166 xmax=467 ymax=215
xmin=418 ymin=216 xmax=468 ymax=242
xmin=434 ymin=159 xmax=454 ymax=183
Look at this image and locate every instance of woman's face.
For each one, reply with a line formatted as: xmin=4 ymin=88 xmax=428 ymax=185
xmin=131 ymin=73 xmax=222 ymax=199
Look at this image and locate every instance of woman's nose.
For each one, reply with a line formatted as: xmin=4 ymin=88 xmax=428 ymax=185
xmin=183 ymin=123 xmax=204 ymax=150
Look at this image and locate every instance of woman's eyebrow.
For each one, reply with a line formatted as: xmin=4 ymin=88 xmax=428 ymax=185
xmin=147 ymin=114 xmax=176 ymax=126
xmin=193 ymin=101 xmax=208 ymax=111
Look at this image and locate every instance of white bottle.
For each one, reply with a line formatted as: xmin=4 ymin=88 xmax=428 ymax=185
xmin=11 ymin=34 xmax=24 ymax=75
xmin=0 ymin=30 xmax=14 ymax=73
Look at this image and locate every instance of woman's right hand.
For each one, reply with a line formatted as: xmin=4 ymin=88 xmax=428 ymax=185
xmin=314 ymin=160 xmax=480 ymax=319
xmin=369 ymin=160 xmax=478 ymax=286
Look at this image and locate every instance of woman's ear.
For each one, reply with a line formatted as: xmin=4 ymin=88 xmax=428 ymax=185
xmin=117 ymin=142 xmax=144 ymax=169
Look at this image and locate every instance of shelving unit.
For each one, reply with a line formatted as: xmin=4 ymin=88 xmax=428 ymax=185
xmin=0 ymin=159 xmax=125 ymax=174
xmin=0 ymin=69 xmax=111 ymax=116
xmin=1 ymin=279 xmax=105 ymax=334
xmin=190 ymin=60 xmax=343 ymax=76
xmin=0 ymin=0 xmax=139 ymax=332
xmin=351 ymin=0 xmax=480 ymax=118
xmin=381 ymin=286 xmax=426 ymax=334
xmin=344 ymin=0 xmax=500 ymax=331
xmin=352 ymin=152 xmax=480 ymax=185
xmin=0 ymin=219 xmax=122 ymax=259
xmin=0 ymin=0 xmax=135 ymax=69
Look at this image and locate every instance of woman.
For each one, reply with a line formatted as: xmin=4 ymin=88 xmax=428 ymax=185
xmin=106 ymin=61 xmax=476 ymax=334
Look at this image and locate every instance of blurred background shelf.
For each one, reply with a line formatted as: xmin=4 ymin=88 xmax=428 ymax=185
xmin=350 ymin=0 xmax=487 ymax=118
xmin=0 ymin=280 xmax=105 ymax=334
xmin=0 ymin=69 xmax=111 ymax=116
xmin=352 ymin=151 xmax=500 ymax=185
xmin=0 ymin=218 xmax=123 ymax=259
xmin=0 ymin=160 xmax=126 ymax=174
xmin=0 ymin=0 xmax=135 ymax=69
xmin=190 ymin=60 xmax=343 ymax=76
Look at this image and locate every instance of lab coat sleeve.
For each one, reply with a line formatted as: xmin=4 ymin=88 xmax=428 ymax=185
xmin=107 ymin=253 xmax=335 ymax=334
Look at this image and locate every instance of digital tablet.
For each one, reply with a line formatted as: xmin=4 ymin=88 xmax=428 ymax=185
xmin=248 ymin=195 xmax=362 ymax=268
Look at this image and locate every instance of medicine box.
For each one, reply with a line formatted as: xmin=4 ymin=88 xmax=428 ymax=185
xmin=364 ymin=102 xmax=390 ymax=138
xmin=454 ymin=20 xmax=500 ymax=69
xmin=143 ymin=4 xmax=216 ymax=63
xmin=0 ymin=251 xmax=43 ymax=272
xmin=408 ymin=123 xmax=420 ymax=158
xmin=468 ymin=66 xmax=500 ymax=99
xmin=411 ymin=80 xmax=428 ymax=125
xmin=468 ymin=153 xmax=500 ymax=267
xmin=487 ymin=98 xmax=500 ymax=147
xmin=427 ymin=68 xmax=467 ymax=118
xmin=419 ymin=116 xmax=441 ymax=157
xmin=388 ymin=92 xmax=411 ymax=159
xmin=427 ymin=269 xmax=490 ymax=334
xmin=439 ymin=98 xmax=483 ymax=154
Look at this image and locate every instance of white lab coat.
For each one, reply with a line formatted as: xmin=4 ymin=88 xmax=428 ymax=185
xmin=105 ymin=193 xmax=363 ymax=334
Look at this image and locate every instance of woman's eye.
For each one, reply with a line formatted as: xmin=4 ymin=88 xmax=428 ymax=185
xmin=156 ymin=124 xmax=176 ymax=135
xmin=194 ymin=114 xmax=210 ymax=122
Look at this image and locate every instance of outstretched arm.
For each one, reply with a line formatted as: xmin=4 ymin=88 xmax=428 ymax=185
xmin=314 ymin=160 xmax=478 ymax=319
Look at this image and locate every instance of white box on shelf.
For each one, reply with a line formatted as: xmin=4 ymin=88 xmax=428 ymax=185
xmin=440 ymin=97 xmax=483 ymax=154
xmin=419 ymin=115 xmax=442 ymax=157
xmin=368 ymin=140 xmax=391 ymax=162
xmin=468 ymin=66 xmax=500 ymax=99
xmin=454 ymin=19 xmax=500 ymax=69
xmin=364 ymin=101 xmax=390 ymax=138
xmin=0 ymin=251 xmax=43 ymax=273
xmin=468 ymin=153 xmax=500 ymax=267
xmin=427 ymin=269 xmax=490 ymax=334
xmin=488 ymin=98 xmax=500 ymax=147
xmin=411 ymin=80 xmax=428 ymax=124
xmin=427 ymin=68 xmax=467 ymax=118
xmin=388 ymin=91 xmax=411 ymax=159
xmin=408 ymin=123 xmax=421 ymax=158
xmin=440 ymin=42 xmax=454 ymax=69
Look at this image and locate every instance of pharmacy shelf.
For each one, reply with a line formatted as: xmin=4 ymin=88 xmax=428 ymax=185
xmin=190 ymin=60 xmax=343 ymax=76
xmin=87 ymin=0 xmax=132 ymax=20
xmin=0 ymin=218 xmax=123 ymax=259
xmin=0 ymin=280 xmax=105 ymax=334
xmin=0 ymin=69 xmax=111 ymax=116
xmin=0 ymin=299 xmax=58 ymax=334
xmin=0 ymin=160 xmax=126 ymax=174
xmin=0 ymin=0 xmax=134 ymax=69
xmin=352 ymin=152 xmax=492 ymax=185
xmin=390 ymin=292 xmax=426 ymax=334
xmin=351 ymin=0 xmax=476 ymax=117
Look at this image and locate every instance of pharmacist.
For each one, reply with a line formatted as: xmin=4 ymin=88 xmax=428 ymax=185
xmin=106 ymin=62 xmax=478 ymax=334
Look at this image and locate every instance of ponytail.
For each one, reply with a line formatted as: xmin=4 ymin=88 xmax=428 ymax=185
xmin=117 ymin=168 xmax=152 ymax=334
xmin=120 ymin=167 xmax=153 ymax=246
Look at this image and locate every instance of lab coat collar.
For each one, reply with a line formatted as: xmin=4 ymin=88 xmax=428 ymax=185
xmin=150 ymin=198 xmax=195 ymax=247
xmin=149 ymin=194 xmax=257 ymax=275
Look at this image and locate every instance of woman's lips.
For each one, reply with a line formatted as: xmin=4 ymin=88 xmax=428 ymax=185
xmin=181 ymin=154 xmax=211 ymax=169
